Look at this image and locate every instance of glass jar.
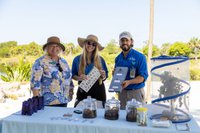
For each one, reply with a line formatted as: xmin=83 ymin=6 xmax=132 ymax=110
xmin=82 ymin=96 xmax=97 ymax=118
xmin=104 ymin=97 xmax=120 ymax=120
xmin=126 ymin=99 xmax=141 ymax=122
xmin=137 ymin=107 xmax=148 ymax=126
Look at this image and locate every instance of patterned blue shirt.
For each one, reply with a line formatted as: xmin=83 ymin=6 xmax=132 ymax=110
xmin=115 ymin=49 xmax=148 ymax=90
xmin=30 ymin=55 xmax=73 ymax=105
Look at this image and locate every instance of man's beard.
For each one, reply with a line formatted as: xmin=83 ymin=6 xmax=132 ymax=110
xmin=121 ymin=44 xmax=131 ymax=52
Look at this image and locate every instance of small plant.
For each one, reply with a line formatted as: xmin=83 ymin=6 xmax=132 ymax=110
xmin=0 ymin=57 xmax=31 ymax=82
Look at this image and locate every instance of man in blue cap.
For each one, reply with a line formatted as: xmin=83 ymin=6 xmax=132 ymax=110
xmin=114 ymin=31 xmax=148 ymax=109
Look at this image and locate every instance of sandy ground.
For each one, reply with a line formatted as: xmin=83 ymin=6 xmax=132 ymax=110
xmin=0 ymin=81 xmax=200 ymax=127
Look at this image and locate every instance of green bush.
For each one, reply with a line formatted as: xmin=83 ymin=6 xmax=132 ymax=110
xmin=168 ymin=42 xmax=191 ymax=56
xmin=190 ymin=68 xmax=200 ymax=80
xmin=0 ymin=47 xmax=11 ymax=58
xmin=0 ymin=58 xmax=31 ymax=82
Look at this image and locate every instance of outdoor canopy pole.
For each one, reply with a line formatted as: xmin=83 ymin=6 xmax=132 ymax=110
xmin=146 ymin=0 xmax=154 ymax=103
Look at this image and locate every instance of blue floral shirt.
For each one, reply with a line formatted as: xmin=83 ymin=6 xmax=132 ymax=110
xmin=31 ymin=55 xmax=73 ymax=105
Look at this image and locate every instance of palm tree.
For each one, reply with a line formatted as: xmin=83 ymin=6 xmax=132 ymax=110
xmin=188 ymin=37 xmax=200 ymax=60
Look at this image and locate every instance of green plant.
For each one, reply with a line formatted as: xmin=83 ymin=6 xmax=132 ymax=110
xmin=168 ymin=42 xmax=191 ymax=56
xmin=190 ymin=68 xmax=200 ymax=80
xmin=0 ymin=58 xmax=31 ymax=82
xmin=190 ymin=60 xmax=200 ymax=80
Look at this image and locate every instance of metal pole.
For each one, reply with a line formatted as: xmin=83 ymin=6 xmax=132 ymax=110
xmin=146 ymin=0 xmax=154 ymax=103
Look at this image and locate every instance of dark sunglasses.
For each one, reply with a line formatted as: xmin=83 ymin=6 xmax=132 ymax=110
xmin=87 ymin=41 xmax=97 ymax=47
xmin=56 ymin=63 xmax=63 ymax=72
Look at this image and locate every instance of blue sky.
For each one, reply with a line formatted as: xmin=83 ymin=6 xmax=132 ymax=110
xmin=0 ymin=0 xmax=200 ymax=48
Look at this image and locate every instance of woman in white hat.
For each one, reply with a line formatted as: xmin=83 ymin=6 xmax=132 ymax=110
xmin=31 ymin=36 xmax=74 ymax=107
xmin=72 ymin=34 xmax=108 ymax=107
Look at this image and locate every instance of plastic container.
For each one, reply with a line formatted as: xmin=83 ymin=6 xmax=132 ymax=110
xmin=137 ymin=107 xmax=148 ymax=126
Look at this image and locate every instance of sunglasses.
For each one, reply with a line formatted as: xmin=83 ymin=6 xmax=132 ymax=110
xmin=87 ymin=41 xmax=97 ymax=47
xmin=56 ymin=63 xmax=63 ymax=72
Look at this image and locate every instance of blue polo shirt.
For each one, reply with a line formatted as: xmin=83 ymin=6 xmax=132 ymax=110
xmin=115 ymin=49 xmax=148 ymax=90
xmin=72 ymin=55 xmax=108 ymax=78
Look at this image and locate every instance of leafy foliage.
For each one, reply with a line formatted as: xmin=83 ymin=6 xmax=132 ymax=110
xmin=190 ymin=60 xmax=200 ymax=80
xmin=9 ymin=42 xmax=43 ymax=57
xmin=0 ymin=37 xmax=200 ymax=81
xmin=188 ymin=37 xmax=200 ymax=50
xmin=168 ymin=42 xmax=191 ymax=56
xmin=0 ymin=47 xmax=11 ymax=58
xmin=190 ymin=68 xmax=200 ymax=80
xmin=0 ymin=41 xmax=17 ymax=48
xmin=0 ymin=41 xmax=17 ymax=58
xmin=187 ymin=37 xmax=200 ymax=59
xmin=160 ymin=43 xmax=171 ymax=55
xmin=103 ymin=40 xmax=120 ymax=55
xmin=142 ymin=44 xmax=160 ymax=57
xmin=24 ymin=42 xmax=43 ymax=56
xmin=65 ymin=43 xmax=75 ymax=55
xmin=0 ymin=57 xmax=31 ymax=82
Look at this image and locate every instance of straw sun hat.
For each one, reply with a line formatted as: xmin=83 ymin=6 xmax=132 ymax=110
xmin=77 ymin=34 xmax=104 ymax=51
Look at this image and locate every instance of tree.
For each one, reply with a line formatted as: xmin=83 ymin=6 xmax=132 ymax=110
xmin=0 ymin=41 xmax=18 ymax=57
xmin=188 ymin=37 xmax=200 ymax=60
xmin=168 ymin=42 xmax=191 ymax=56
xmin=65 ymin=43 xmax=75 ymax=55
xmin=25 ymin=42 xmax=42 ymax=56
xmin=10 ymin=45 xmax=25 ymax=56
xmin=103 ymin=40 xmax=120 ymax=55
xmin=142 ymin=44 xmax=160 ymax=57
xmin=73 ymin=45 xmax=82 ymax=55
xmin=160 ymin=43 xmax=171 ymax=55
xmin=0 ymin=41 xmax=17 ymax=48
xmin=0 ymin=47 xmax=11 ymax=58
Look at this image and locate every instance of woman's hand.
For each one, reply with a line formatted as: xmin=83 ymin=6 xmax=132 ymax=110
xmin=99 ymin=70 xmax=106 ymax=80
xmin=32 ymin=89 xmax=40 ymax=96
xmin=78 ymin=74 xmax=87 ymax=81
xmin=68 ymin=88 xmax=74 ymax=101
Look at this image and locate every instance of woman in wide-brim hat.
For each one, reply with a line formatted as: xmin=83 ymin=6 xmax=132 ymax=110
xmin=43 ymin=36 xmax=65 ymax=52
xmin=72 ymin=34 xmax=108 ymax=107
xmin=30 ymin=36 xmax=74 ymax=107
xmin=77 ymin=34 xmax=104 ymax=51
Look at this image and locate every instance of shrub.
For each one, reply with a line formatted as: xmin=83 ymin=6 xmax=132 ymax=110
xmin=190 ymin=68 xmax=200 ymax=80
xmin=0 ymin=57 xmax=31 ymax=82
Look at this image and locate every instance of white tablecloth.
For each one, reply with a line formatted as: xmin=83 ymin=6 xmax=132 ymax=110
xmin=1 ymin=105 xmax=199 ymax=133
xmin=0 ymin=119 xmax=2 ymax=133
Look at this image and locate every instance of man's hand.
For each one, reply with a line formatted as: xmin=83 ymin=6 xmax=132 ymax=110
xmin=121 ymin=80 xmax=131 ymax=89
